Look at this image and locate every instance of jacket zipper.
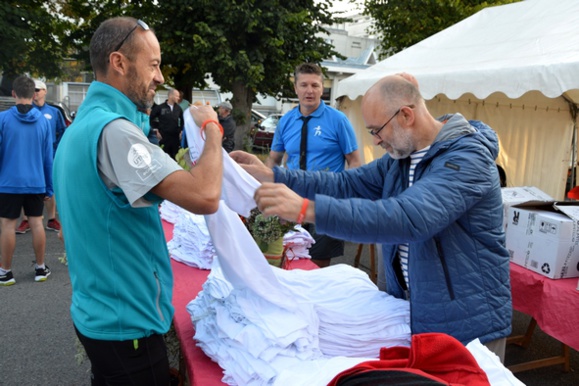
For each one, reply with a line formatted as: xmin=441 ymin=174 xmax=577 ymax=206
xmin=154 ymin=271 xmax=165 ymax=322
xmin=435 ymin=238 xmax=455 ymax=300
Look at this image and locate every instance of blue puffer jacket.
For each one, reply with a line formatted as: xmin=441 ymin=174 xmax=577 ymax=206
xmin=275 ymin=113 xmax=512 ymax=345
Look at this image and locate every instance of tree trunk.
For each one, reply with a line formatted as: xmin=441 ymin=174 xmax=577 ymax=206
xmin=173 ymin=72 xmax=193 ymax=104
xmin=231 ymin=80 xmax=255 ymax=151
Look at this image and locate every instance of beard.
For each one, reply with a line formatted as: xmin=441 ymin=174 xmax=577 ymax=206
xmin=125 ymin=64 xmax=154 ymax=110
xmin=386 ymin=123 xmax=415 ymax=159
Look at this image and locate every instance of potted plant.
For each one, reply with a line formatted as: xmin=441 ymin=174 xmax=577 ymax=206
xmin=242 ymin=208 xmax=296 ymax=267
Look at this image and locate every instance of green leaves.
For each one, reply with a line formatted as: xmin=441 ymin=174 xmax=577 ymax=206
xmin=0 ymin=0 xmax=66 ymax=79
xmin=245 ymin=207 xmax=296 ymax=245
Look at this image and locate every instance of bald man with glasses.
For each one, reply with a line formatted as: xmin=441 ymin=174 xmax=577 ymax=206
xmin=232 ymin=73 xmax=512 ymax=362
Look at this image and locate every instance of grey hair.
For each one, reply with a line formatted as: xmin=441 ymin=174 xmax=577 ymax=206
xmin=376 ymin=76 xmax=422 ymax=110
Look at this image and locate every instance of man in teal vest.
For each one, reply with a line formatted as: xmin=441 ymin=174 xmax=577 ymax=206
xmin=53 ymin=17 xmax=224 ymax=385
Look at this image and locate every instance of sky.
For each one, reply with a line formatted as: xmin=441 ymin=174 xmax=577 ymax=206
xmin=327 ymin=0 xmax=365 ymax=15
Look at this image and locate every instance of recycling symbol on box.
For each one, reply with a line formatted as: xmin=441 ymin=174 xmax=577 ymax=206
xmin=541 ymin=263 xmax=551 ymax=274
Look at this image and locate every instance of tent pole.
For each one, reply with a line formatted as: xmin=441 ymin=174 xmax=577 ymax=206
xmin=569 ymin=102 xmax=578 ymax=194
xmin=563 ymin=96 xmax=578 ymax=197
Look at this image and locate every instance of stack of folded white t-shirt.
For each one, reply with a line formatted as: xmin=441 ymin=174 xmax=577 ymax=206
xmin=159 ymin=200 xmax=182 ymax=224
xmin=283 ymin=225 xmax=315 ymax=260
xmin=167 ymin=210 xmax=216 ymax=269
xmin=274 ymin=264 xmax=411 ymax=357
xmin=187 ymin=259 xmax=411 ymax=385
xmin=188 ymin=259 xmax=322 ymax=385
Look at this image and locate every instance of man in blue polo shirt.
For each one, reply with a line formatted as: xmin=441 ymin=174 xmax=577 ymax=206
xmin=266 ymin=62 xmax=361 ymax=267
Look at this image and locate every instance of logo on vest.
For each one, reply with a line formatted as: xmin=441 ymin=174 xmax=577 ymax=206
xmin=128 ymin=144 xmax=151 ymax=169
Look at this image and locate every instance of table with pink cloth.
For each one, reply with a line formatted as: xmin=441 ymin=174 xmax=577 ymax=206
xmin=508 ymin=262 xmax=579 ymax=372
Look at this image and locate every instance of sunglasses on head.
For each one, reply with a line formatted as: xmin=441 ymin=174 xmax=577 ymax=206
xmin=112 ymin=19 xmax=150 ymax=53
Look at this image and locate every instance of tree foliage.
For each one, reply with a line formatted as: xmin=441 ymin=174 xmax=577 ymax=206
xmin=0 ymin=0 xmax=152 ymax=92
xmin=364 ymin=0 xmax=520 ymax=57
xmin=0 ymin=0 xmax=76 ymax=93
xmin=58 ymin=0 xmax=158 ymax=66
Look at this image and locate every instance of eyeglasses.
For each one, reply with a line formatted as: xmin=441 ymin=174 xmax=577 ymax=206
xmin=369 ymin=104 xmax=414 ymax=138
xmin=34 ymin=89 xmax=41 ymax=92
xmin=112 ymin=19 xmax=149 ymax=53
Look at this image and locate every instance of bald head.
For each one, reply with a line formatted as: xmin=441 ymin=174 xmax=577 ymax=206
xmin=396 ymin=72 xmax=420 ymax=89
xmin=364 ymin=74 xmax=422 ymax=110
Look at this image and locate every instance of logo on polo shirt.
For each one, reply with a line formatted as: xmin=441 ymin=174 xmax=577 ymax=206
xmin=128 ymin=144 xmax=151 ymax=169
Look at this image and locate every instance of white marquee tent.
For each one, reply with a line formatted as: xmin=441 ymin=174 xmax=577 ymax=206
xmin=336 ymin=0 xmax=579 ymax=199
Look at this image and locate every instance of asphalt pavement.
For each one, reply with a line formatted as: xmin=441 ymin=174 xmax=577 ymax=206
xmin=1 ymin=218 xmax=578 ymax=385
xmin=0 ymin=221 xmax=91 ymax=385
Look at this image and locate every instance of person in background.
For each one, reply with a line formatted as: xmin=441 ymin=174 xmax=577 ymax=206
xmin=218 ymin=101 xmax=236 ymax=153
xmin=0 ymin=75 xmax=53 ymax=285
xmin=15 ymin=80 xmax=67 ymax=234
xmin=178 ymin=90 xmax=190 ymax=111
xmin=150 ymin=87 xmax=184 ymax=159
xmin=266 ymin=62 xmax=361 ymax=267
xmin=142 ymin=106 xmax=161 ymax=145
xmin=53 ymin=17 xmax=223 ymax=384
xmin=232 ymin=73 xmax=511 ymax=361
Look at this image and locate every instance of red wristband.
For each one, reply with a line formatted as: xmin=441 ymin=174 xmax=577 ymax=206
xmin=296 ymin=198 xmax=309 ymax=224
xmin=200 ymin=119 xmax=224 ymax=139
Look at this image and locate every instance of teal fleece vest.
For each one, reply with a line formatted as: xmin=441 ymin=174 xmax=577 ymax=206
xmin=53 ymin=82 xmax=173 ymax=340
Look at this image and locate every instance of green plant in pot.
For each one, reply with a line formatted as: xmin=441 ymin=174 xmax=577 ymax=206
xmin=243 ymin=208 xmax=296 ymax=267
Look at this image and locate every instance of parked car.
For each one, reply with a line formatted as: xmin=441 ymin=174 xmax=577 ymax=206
xmin=47 ymin=100 xmax=75 ymax=127
xmin=0 ymin=96 xmax=13 ymax=112
xmin=252 ymin=113 xmax=282 ymax=150
xmin=251 ymin=109 xmax=267 ymax=131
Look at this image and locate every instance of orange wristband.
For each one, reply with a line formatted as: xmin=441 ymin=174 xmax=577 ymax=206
xmin=200 ymin=119 xmax=224 ymax=139
xmin=296 ymin=198 xmax=309 ymax=224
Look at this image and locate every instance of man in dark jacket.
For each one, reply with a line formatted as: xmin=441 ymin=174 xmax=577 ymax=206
xmin=150 ymin=88 xmax=183 ymax=158
xmin=218 ymin=101 xmax=236 ymax=152
xmin=231 ymin=73 xmax=512 ymax=362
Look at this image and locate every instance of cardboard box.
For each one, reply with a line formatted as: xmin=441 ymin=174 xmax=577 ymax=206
xmin=501 ymin=187 xmax=554 ymax=232
xmin=506 ymin=202 xmax=579 ymax=279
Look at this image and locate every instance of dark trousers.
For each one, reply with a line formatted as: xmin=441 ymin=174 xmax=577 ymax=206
xmin=303 ymin=223 xmax=345 ymax=260
xmin=161 ymin=135 xmax=181 ymax=159
xmin=75 ymin=327 xmax=170 ymax=386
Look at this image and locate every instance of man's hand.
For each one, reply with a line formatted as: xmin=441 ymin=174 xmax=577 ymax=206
xmin=230 ymin=151 xmax=275 ymax=183
xmin=189 ymin=104 xmax=218 ymax=128
xmin=254 ymin=182 xmax=309 ymax=223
